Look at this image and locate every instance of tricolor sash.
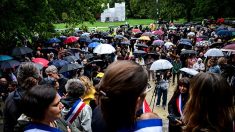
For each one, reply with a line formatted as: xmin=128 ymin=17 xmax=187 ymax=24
xmin=135 ymin=119 xmax=163 ymax=132
xmin=64 ymin=99 xmax=86 ymax=124
xmin=142 ymin=99 xmax=151 ymax=113
xmin=176 ymin=94 xmax=183 ymax=117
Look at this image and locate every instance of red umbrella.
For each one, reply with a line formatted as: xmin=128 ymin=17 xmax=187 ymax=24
xmin=223 ymin=44 xmax=235 ymax=50
xmin=32 ymin=58 xmax=49 ymax=67
xmin=64 ymin=36 xmax=79 ymax=44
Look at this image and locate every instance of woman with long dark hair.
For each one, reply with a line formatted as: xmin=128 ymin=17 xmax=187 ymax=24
xmin=168 ymin=77 xmax=190 ymax=132
xmin=183 ymin=72 xmax=234 ymax=131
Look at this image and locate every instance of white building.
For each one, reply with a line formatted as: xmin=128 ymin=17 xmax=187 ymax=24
xmin=101 ymin=2 xmax=125 ymax=22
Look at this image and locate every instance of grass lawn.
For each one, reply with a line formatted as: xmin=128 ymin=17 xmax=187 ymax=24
xmin=54 ymin=19 xmax=155 ymax=30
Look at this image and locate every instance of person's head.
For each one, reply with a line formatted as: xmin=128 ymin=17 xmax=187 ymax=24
xmin=22 ymin=85 xmax=63 ymax=122
xmin=217 ymin=57 xmax=227 ymax=66
xmin=175 ymin=77 xmax=190 ymax=95
xmin=82 ymin=59 xmax=88 ymax=65
xmin=209 ymin=58 xmax=217 ymax=66
xmin=79 ymin=75 xmax=94 ymax=95
xmin=8 ymin=81 xmax=17 ymax=92
xmin=40 ymin=78 xmax=59 ymax=91
xmin=65 ymin=79 xmax=86 ymax=98
xmin=183 ymin=73 xmax=234 ymax=131
xmin=0 ymin=77 xmax=8 ymax=87
xmin=17 ymin=62 xmax=40 ymax=90
xmin=45 ymin=65 xmax=58 ymax=79
xmin=98 ymin=60 xmax=148 ymax=131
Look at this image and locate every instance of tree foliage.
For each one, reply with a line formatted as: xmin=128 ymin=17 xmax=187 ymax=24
xmin=0 ymin=0 xmax=107 ymax=53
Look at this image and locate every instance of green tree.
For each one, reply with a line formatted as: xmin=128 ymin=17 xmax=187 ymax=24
xmin=0 ymin=0 xmax=107 ymax=53
xmin=192 ymin=0 xmax=235 ymax=19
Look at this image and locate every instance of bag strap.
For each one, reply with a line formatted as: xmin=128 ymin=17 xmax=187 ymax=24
xmin=64 ymin=99 xmax=86 ymax=124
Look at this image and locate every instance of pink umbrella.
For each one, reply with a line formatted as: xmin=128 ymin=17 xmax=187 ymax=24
xmin=32 ymin=58 xmax=49 ymax=67
xmin=132 ymin=29 xmax=141 ymax=33
xmin=196 ymin=38 xmax=203 ymax=42
xmin=64 ymin=36 xmax=79 ymax=44
xmin=223 ymin=44 xmax=235 ymax=50
xmin=152 ymin=30 xmax=164 ymax=35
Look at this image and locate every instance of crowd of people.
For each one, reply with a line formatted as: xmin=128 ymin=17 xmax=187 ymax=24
xmin=0 ymin=20 xmax=234 ymax=131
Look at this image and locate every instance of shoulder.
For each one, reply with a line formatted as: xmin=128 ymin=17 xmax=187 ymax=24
xmin=25 ymin=122 xmax=61 ymax=132
xmin=135 ymin=116 xmax=163 ymax=132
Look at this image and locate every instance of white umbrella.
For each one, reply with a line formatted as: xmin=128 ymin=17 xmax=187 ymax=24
xmin=169 ymin=26 xmax=177 ymax=30
xmin=204 ymin=48 xmax=224 ymax=57
xmin=93 ymin=44 xmax=116 ymax=54
xmin=164 ymin=42 xmax=174 ymax=48
xmin=187 ymin=32 xmax=195 ymax=37
xmin=180 ymin=68 xmax=199 ymax=76
xmin=150 ymin=59 xmax=173 ymax=70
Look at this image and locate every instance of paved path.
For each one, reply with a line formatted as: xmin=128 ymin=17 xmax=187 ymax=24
xmin=145 ymin=80 xmax=175 ymax=132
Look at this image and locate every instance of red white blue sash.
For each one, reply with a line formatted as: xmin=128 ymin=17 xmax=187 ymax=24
xmin=135 ymin=119 xmax=163 ymax=132
xmin=142 ymin=99 xmax=151 ymax=113
xmin=64 ymin=99 xmax=86 ymax=124
xmin=176 ymin=94 xmax=183 ymax=117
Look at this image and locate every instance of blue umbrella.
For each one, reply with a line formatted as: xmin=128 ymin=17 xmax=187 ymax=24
xmin=216 ymin=30 xmax=232 ymax=37
xmin=0 ymin=55 xmax=13 ymax=61
xmin=179 ymin=38 xmax=192 ymax=44
xmin=88 ymin=42 xmax=101 ymax=48
xmin=0 ymin=60 xmax=20 ymax=70
xmin=179 ymin=41 xmax=192 ymax=46
xmin=47 ymin=38 xmax=61 ymax=44
xmin=80 ymin=37 xmax=91 ymax=43
xmin=92 ymin=38 xmax=100 ymax=42
xmin=49 ymin=60 xmax=69 ymax=68
xmin=59 ymin=36 xmax=67 ymax=41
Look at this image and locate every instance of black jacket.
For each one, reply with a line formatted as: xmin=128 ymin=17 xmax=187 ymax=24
xmin=3 ymin=88 xmax=25 ymax=132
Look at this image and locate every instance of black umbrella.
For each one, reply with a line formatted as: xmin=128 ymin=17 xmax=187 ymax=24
xmin=88 ymin=59 xmax=104 ymax=66
xmin=12 ymin=47 xmax=33 ymax=56
xmin=63 ymin=56 xmax=79 ymax=63
xmin=209 ymin=42 xmax=224 ymax=48
xmin=0 ymin=60 xmax=20 ymax=70
xmin=133 ymin=50 xmax=147 ymax=55
xmin=180 ymin=50 xmax=197 ymax=56
xmin=49 ymin=60 xmax=69 ymax=68
xmin=130 ymin=37 xmax=138 ymax=41
xmin=41 ymin=47 xmax=58 ymax=54
xmin=68 ymin=48 xmax=84 ymax=54
xmin=120 ymin=41 xmax=130 ymax=45
xmin=136 ymin=43 xmax=148 ymax=48
xmin=84 ymin=54 xmax=94 ymax=60
xmin=114 ymin=35 xmax=124 ymax=40
xmin=59 ymin=63 xmax=84 ymax=73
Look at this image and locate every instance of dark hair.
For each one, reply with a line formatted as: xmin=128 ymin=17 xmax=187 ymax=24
xmin=99 ymin=60 xmax=148 ymax=131
xmin=172 ymin=77 xmax=190 ymax=98
xmin=22 ymin=85 xmax=57 ymax=120
xmin=183 ymin=73 xmax=234 ymax=131
xmin=65 ymin=79 xmax=85 ymax=98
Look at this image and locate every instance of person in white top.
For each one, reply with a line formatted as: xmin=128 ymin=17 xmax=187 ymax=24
xmin=193 ymin=58 xmax=205 ymax=72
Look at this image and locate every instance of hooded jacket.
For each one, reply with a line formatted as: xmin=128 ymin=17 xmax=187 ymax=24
xmin=61 ymin=97 xmax=92 ymax=132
